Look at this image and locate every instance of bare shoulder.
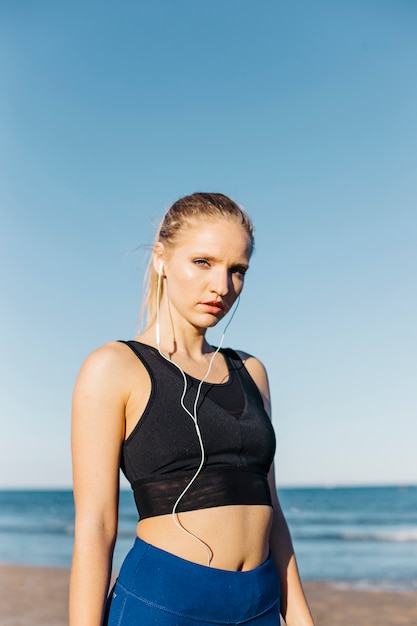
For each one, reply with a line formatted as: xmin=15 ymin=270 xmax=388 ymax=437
xmin=77 ymin=340 xmax=131 ymax=377
xmin=74 ymin=340 xmax=144 ymax=399
xmin=234 ymin=349 xmax=269 ymax=380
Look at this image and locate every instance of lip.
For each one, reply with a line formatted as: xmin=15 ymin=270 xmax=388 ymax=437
xmin=201 ymin=300 xmax=224 ymax=314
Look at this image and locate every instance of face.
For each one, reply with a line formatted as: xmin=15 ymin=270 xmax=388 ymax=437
xmin=157 ymin=219 xmax=252 ymax=332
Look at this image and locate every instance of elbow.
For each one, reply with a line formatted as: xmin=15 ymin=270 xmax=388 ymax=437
xmin=73 ymin=515 xmax=118 ymax=551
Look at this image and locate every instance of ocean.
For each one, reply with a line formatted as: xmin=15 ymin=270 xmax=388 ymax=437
xmin=0 ymin=486 xmax=416 ymax=591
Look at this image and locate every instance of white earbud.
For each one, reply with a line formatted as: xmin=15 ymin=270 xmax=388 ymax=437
xmin=158 ymin=261 xmax=164 ymax=276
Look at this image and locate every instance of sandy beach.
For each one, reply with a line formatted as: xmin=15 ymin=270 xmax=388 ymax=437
xmin=1 ymin=563 xmax=416 ymax=626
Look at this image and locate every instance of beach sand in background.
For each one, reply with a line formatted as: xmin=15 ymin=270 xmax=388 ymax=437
xmin=1 ymin=564 xmax=417 ymax=626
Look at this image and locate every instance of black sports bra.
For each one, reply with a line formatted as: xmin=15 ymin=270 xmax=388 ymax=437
xmin=120 ymin=341 xmax=276 ymax=519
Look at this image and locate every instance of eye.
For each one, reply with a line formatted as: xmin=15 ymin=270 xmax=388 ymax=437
xmin=193 ymin=258 xmax=210 ymax=267
xmin=230 ymin=265 xmax=248 ymax=277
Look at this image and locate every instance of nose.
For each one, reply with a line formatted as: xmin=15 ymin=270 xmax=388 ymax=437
xmin=210 ymin=267 xmax=231 ymax=297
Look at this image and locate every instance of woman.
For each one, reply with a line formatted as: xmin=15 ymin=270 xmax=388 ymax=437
xmin=70 ymin=192 xmax=314 ymax=626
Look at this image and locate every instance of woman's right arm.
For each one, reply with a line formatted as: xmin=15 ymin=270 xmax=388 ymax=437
xmin=69 ymin=343 xmax=128 ymax=626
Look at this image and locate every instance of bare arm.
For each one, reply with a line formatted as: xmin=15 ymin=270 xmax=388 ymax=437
xmin=239 ymin=353 xmax=315 ymax=626
xmin=267 ymin=465 xmax=314 ymax=625
xmin=69 ymin=343 xmax=128 ymax=626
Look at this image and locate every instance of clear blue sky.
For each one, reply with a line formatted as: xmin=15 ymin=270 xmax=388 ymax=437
xmin=1 ymin=1 xmax=416 ymax=488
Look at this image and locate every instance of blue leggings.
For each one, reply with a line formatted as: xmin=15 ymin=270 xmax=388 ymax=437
xmin=104 ymin=537 xmax=281 ymax=625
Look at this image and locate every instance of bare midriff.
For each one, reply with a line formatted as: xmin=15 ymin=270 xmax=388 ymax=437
xmin=137 ymin=504 xmax=273 ymax=571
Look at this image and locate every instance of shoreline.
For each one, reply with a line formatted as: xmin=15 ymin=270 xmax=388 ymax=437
xmin=1 ymin=564 xmax=417 ymax=626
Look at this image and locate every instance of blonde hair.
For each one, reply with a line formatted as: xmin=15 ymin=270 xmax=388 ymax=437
xmin=140 ymin=192 xmax=254 ymax=330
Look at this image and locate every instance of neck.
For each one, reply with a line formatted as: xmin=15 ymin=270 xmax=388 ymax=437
xmin=141 ymin=321 xmax=213 ymax=359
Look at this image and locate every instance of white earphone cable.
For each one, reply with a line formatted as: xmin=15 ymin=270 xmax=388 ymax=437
xmin=155 ymin=266 xmax=240 ymax=565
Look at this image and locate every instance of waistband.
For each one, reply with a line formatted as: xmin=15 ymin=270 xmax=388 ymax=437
xmin=115 ymin=537 xmax=280 ymax=623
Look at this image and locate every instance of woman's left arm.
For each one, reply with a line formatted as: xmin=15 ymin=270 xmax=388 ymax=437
xmin=268 ymin=464 xmax=314 ymax=625
xmin=240 ymin=353 xmax=315 ymax=626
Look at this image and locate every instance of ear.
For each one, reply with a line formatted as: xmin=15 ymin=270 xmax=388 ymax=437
xmin=152 ymin=242 xmax=165 ymax=276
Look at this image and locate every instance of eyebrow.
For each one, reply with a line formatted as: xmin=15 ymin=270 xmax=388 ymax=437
xmin=231 ymin=262 xmax=250 ymax=271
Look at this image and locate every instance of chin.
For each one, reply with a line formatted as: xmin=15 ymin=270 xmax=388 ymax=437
xmin=194 ymin=314 xmax=222 ymax=330
xmin=206 ymin=315 xmax=225 ymax=328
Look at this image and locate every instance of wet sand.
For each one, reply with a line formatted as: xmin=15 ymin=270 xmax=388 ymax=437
xmin=1 ymin=563 xmax=416 ymax=626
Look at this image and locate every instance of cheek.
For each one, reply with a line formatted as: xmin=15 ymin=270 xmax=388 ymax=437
xmin=231 ymin=276 xmax=245 ymax=295
xmin=181 ymin=265 xmax=199 ymax=280
xmin=168 ymin=264 xmax=200 ymax=293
